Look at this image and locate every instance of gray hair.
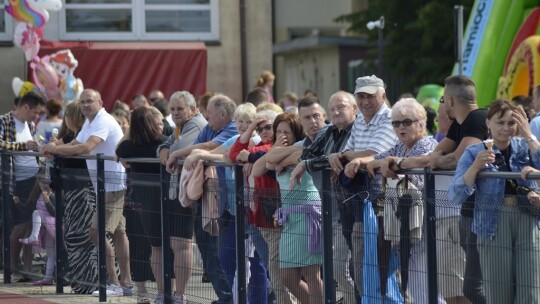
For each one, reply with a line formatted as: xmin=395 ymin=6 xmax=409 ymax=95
xmin=169 ymin=91 xmax=197 ymax=108
xmin=256 ymin=109 xmax=278 ymax=122
xmin=391 ymin=98 xmax=427 ymax=136
xmin=329 ymin=91 xmax=356 ymax=108
xmin=234 ymin=103 xmax=257 ymax=121
xmin=209 ymin=94 xmax=237 ymax=119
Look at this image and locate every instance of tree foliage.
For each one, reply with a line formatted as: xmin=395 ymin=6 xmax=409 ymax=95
xmin=336 ymin=0 xmax=475 ymax=93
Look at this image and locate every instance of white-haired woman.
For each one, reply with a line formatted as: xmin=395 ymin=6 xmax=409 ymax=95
xmin=342 ymin=98 xmax=438 ymax=302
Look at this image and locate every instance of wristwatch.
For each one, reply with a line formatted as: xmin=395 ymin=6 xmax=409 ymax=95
xmin=526 ymin=134 xmax=538 ymax=143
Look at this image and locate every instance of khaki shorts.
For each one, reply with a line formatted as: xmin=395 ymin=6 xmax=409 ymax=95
xmin=91 ymin=189 xmax=126 ymax=233
xmin=436 ymin=216 xmax=466 ymax=298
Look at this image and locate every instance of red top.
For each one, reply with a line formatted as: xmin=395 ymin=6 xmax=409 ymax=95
xmin=230 ymin=139 xmax=278 ymax=228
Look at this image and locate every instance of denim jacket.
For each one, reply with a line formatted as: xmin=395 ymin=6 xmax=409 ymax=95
xmin=448 ymin=137 xmax=540 ymax=239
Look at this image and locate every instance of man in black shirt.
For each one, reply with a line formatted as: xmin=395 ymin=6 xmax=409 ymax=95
xmin=397 ymin=75 xmax=487 ymax=304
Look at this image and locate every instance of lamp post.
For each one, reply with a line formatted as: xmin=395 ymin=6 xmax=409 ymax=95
xmin=367 ymin=16 xmax=385 ymax=77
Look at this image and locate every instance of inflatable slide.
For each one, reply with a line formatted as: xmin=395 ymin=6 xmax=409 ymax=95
xmin=453 ymin=0 xmax=540 ymax=107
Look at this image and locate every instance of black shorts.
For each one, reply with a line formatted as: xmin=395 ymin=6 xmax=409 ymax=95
xmin=139 ymin=196 xmax=196 ymax=247
xmin=13 ymin=176 xmax=38 ymax=225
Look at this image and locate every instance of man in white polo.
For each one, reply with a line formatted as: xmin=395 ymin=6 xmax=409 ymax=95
xmin=43 ymin=89 xmax=131 ymax=297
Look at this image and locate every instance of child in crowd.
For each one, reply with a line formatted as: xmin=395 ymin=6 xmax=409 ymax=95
xmin=19 ymin=171 xmax=57 ymax=286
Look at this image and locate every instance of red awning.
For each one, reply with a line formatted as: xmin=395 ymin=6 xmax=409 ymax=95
xmin=34 ymin=41 xmax=207 ymax=111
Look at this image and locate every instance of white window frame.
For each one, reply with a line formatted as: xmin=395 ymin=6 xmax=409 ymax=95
xmin=0 ymin=9 xmax=14 ymax=41
xmin=59 ymin=0 xmax=219 ymax=41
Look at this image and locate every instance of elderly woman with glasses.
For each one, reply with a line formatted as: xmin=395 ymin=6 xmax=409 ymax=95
xmin=449 ymin=100 xmax=540 ymax=304
xmin=341 ymin=98 xmax=437 ymax=301
xmin=344 ymin=98 xmax=437 ymax=180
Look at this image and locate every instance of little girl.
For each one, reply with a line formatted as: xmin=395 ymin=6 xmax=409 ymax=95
xmin=19 ymin=173 xmax=57 ymax=286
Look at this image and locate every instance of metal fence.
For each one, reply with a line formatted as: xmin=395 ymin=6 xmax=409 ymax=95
xmin=1 ymin=150 xmax=540 ymax=304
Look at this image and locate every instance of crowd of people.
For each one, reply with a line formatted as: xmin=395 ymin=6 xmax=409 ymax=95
xmin=2 ymin=71 xmax=540 ymax=304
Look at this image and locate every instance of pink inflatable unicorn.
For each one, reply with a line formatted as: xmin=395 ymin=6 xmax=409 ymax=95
xmin=6 ymin=0 xmax=62 ymax=28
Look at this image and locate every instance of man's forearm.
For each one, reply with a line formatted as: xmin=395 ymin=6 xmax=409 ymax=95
xmin=172 ymin=141 xmax=219 ymax=160
xmin=344 ymin=150 xmax=375 ymax=161
xmin=400 ymin=155 xmax=429 ymax=169
xmin=434 ymin=154 xmax=457 ymax=170
xmin=55 ymin=143 xmax=88 ymax=156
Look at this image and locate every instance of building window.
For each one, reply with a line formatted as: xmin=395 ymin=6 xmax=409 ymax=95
xmin=60 ymin=0 xmax=219 ymax=41
xmin=0 ymin=8 xmax=13 ymax=41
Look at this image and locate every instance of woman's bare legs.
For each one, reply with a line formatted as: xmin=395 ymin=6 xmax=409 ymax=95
xmin=171 ymin=236 xmax=193 ymax=296
xmin=282 ymin=267 xmax=310 ymax=303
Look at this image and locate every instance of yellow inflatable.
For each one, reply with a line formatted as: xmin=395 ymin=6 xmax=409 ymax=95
xmin=497 ymin=35 xmax=540 ymax=100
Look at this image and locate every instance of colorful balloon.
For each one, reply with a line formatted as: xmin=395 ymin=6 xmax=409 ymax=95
xmin=6 ymin=0 xmax=62 ymax=28
xmin=49 ymin=49 xmax=84 ymax=102
xmin=31 ymin=57 xmax=61 ymax=100
xmin=11 ymin=77 xmax=36 ymax=97
xmin=13 ymin=22 xmax=41 ymax=61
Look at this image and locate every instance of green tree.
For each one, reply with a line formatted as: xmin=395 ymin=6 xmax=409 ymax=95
xmin=337 ymin=0 xmax=474 ymax=95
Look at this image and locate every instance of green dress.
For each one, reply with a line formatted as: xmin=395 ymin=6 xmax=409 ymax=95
xmin=277 ymin=170 xmax=323 ymax=268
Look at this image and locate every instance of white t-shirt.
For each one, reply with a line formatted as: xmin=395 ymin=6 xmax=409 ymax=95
xmin=36 ymin=120 xmax=63 ymax=144
xmin=76 ymin=108 xmax=126 ymax=192
xmin=13 ymin=117 xmax=39 ymax=181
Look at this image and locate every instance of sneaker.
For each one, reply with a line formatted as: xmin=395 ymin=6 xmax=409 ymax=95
xmin=122 ymin=285 xmax=134 ymax=296
xmin=91 ymin=283 xmax=124 ymax=297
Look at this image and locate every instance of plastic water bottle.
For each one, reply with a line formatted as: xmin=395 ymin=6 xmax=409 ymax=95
xmin=169 ymin=168 xmax=179 ymax=200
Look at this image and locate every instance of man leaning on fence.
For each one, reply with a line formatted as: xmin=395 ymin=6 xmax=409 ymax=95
xmin=325 ymin=75 xmax=398 ymax=301
xmin=397 ymin=75 xmax=488 ymax=304
xmin=156 ymin=91 xmax=207 ymax=303
xmin=42 ymin=89 xmax=132 ymax=297
xmin=0 ymin=91 xmax=45 ymax=281
xmin=166 ymin=94 xmax=238 ymax=304
xmin=287 ymin=91 xmax=358 ymax=303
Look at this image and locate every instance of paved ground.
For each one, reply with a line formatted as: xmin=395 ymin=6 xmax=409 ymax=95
xmin=0 ymin=247 xmax=219 ymax=304
xmin=0 ymin=271 xmax=219 ymax=304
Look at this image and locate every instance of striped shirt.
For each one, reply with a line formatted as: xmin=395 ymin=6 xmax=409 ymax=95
xmin=0 ymin=112 xmax=37 ymax=194
xmin=343 ymin=103 xmax=397 ymax=153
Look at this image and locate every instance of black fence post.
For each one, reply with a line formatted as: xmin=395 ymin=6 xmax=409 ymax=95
xmin=160 ymin=165 xmax=173 ymax=304
xmin=235 ymin=164 xmax=247 ymax=304
xmin=1 ymin=151 xmax=11 ymax=284
xmin=53 ymin=158 xmax=64 ymax=293
xmin=424 ymin=168 xmax=438 ymax=303
xmin=321 ymin=170 xmax=335 ymax=303
xmin=96 ymin=154 xmax=107 ymax=302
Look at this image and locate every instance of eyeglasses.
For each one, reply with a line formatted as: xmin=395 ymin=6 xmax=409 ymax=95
xmin=439 ymin=96 xmax=445 ymax=104
xmin=391 ymin=119 xmax=418 ymax=128
xmin=257 ymin=124 xmax=272 ymax=133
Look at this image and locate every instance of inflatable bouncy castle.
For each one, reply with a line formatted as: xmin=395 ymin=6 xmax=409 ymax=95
xmin=454 ymin=0 xmax=540 ymax=107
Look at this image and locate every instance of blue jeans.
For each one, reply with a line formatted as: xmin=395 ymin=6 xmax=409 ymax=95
xmin=221 ymin=213 xmax=269 ymax=304
xmin=195 ymin=204 xmax=232 ymax=301
xmin=249 ymin=251 xmax=268 ymax=304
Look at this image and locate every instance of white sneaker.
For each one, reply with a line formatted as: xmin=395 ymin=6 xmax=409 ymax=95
xmin=91 ymin=283 xmax=124 ymax=297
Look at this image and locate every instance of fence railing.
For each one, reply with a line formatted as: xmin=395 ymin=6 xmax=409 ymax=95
xmin=2 ymin=150 xmax=540 ymax=304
